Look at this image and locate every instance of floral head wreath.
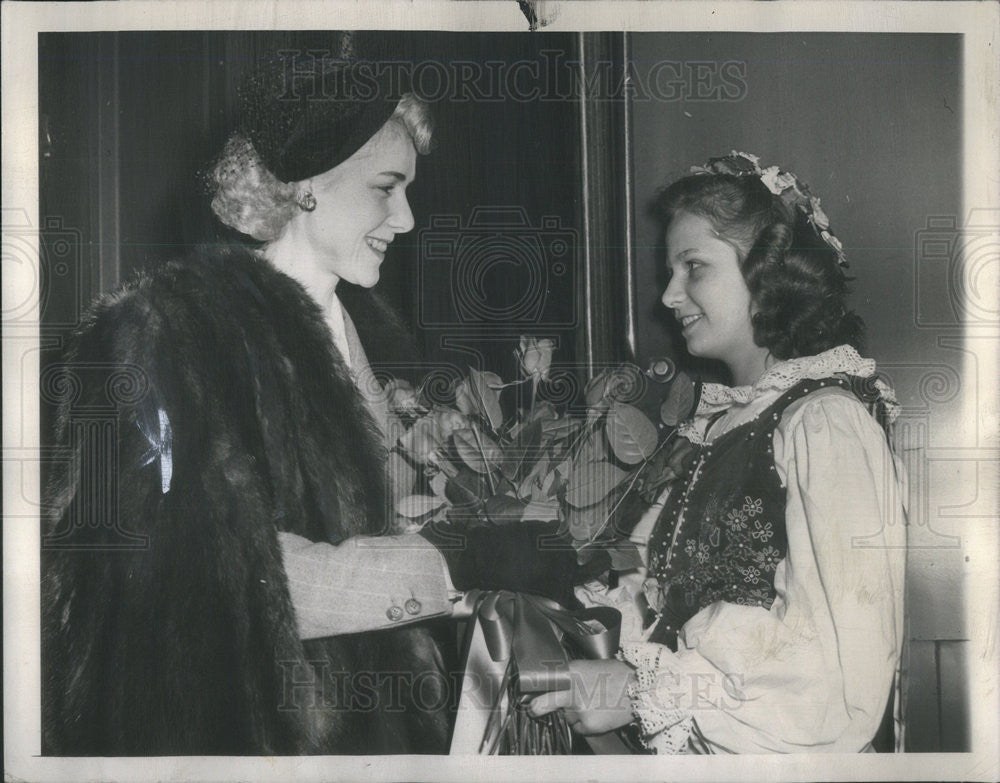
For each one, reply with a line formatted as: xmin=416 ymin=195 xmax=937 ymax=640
xmin=690 ymin=151 xmax=849 ymax=269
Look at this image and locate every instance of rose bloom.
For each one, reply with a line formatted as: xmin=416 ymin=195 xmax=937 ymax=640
xmin=519 ymin=336 xmax=555 ymax=381
xmin=386 ymin=379 xmax=421 ymax=413
xmin=399 ymin=417 xmax=441 ymax=463
xmin=431 ymin=407 xmax=468 ymax=440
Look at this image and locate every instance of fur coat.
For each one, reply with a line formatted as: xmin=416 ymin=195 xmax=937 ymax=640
xmin=41 ymin=244 xmax=451 ymax=755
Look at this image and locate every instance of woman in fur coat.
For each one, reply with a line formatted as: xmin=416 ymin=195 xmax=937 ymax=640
xmin=41 ymin=49 xmax=577 ymax=756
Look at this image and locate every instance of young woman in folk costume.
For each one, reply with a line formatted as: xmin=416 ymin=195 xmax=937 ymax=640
xmin=530 ymin=153 xmax=906 ymax=754
xmin=41 ymin=41 xmax=579 ymax=756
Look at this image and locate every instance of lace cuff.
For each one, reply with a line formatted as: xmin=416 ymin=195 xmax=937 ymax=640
xmin=620 ymin=642 xmax=694 ymax=754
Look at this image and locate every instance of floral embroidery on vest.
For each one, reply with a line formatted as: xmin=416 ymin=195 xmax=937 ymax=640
xmin=646 ymin=377 xmax=858 ymax=650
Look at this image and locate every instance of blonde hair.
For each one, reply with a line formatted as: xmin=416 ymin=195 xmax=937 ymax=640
xmin=208 ymin=93 xmax=433 ymax=242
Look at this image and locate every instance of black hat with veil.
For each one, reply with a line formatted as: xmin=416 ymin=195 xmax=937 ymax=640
xmin=235 ymin=31 xmax=410 ymax=183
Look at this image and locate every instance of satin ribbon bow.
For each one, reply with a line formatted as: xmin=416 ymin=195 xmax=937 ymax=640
xmin=473 ymin=591 xmax=621 ymax=691
xmin=449 ymin=590 xmax=622 ymax=754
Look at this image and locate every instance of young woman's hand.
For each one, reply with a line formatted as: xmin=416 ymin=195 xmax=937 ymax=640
xmin=526 ymin=659 xmax=637 ymax=735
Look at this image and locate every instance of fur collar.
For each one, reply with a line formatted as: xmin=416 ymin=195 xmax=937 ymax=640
xmin=42 ymin=243 xmax=448 ymax=754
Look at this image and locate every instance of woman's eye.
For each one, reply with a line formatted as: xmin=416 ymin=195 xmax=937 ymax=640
xmin=377 ymin=185 xmax=395 ymax=196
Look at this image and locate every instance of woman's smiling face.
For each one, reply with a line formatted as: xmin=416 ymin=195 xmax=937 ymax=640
xmin=299 ymin=120 xmax=417 ymax=288
xmin=661 ymin=211 xmax=769 ymax=383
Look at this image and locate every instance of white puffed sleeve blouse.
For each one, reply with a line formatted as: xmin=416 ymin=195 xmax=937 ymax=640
xmin=583 ymin=346 xmax=907 ymax=754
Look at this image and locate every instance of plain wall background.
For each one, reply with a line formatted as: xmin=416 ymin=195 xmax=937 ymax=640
xmin=630 ymin=32 xmax=967 ymax=750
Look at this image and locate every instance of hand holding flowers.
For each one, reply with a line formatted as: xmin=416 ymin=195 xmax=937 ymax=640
xmin=387 ymin=339 xmax=699 ymax=755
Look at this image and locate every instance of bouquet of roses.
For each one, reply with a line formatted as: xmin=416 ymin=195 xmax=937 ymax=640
xmin=387 ymin=337 xmax=697 ymax=560
xmin=384 ymin=337 xmax=698 ymax=754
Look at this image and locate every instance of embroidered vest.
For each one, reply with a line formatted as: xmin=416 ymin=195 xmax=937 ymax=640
xmin=646 ymin=375 xmax=880 ymax=650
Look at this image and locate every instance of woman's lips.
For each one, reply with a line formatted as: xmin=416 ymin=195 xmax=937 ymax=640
xmin=679 ymin=313 xmax=703 ymax=331
xmin=365 ymin=237 xmax=389 ymax=255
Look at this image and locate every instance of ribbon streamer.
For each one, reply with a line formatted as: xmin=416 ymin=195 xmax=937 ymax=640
xmin=449 ymin=590 xmax=625 ymax=754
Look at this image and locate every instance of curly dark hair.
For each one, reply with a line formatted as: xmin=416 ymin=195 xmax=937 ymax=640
xmin=654 ymin=173 xmax=864 ymax=360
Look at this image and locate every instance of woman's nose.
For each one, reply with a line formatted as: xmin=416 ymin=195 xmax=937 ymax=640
xmin=661 ymin=273 xmax=684 ymax=309
xmin=388 ymin=192 xmax=415 ymax=234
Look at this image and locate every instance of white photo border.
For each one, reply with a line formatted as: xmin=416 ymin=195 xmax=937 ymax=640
xmin=3 ymin=2 xmax=997 ymax=781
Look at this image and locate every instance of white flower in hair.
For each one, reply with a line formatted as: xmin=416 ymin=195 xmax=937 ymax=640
xmin=759 ymin=166 xmax=782 ymax=193
xmin=821 ymin=231 xmax=843 ymax=253
xmin=688 ymin=151 xmax=849 ymax=269
xmin=760 ymin=166 xmax=798 ymax=195
xmin=808 ymin=196 xmax=831 ymax=231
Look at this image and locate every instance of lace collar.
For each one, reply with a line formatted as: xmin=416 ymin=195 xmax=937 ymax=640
xmin=697 ymin=345 xmax=877 ymax=413
xmin=679 ymin=345 xmax=900 ymax=442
